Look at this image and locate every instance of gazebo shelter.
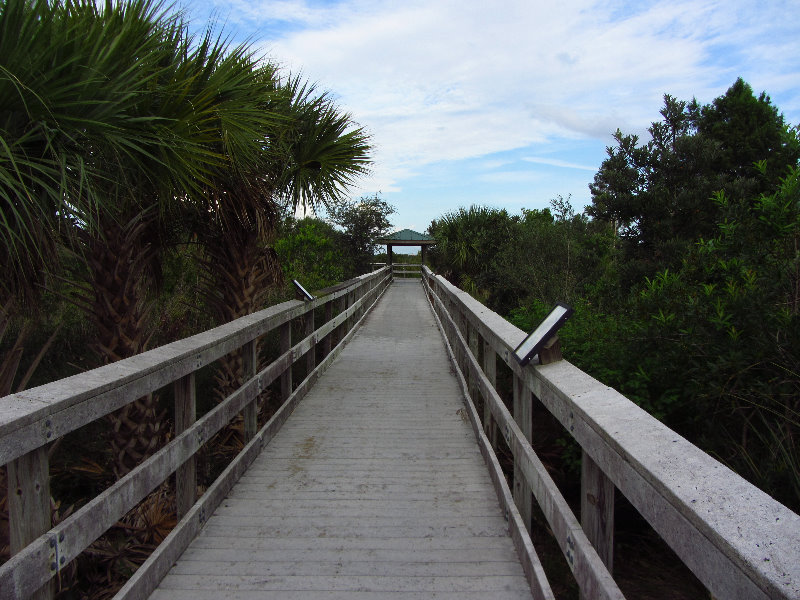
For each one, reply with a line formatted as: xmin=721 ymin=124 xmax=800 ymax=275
xmin=376 ymin=228 xmax=437 ymax=266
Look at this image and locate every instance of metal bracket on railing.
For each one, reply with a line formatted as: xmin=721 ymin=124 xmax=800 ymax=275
xmin=48 ymin=531 xmax=67 ymax=574
xmin=565 ymin=533 xmax=575 ymax=567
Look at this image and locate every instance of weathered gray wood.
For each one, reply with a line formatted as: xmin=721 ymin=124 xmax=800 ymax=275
xmin=323 ymin=302 xmax=333 ymax=357
xmin=304 ymin=309 xmax=315 ymax=376
xmin=115 ymin=275 xmax=390 ymax=600
xmin=513 ymin=373 xmax=533 ymax=533
xmin=144 ymin=281 xmax=532 ymax=600
xmin=7 ymin=448 xmax=53 ymax=600
xmin=241 ymin=341 xmax=257 ymax=442
xmin=0 ymin=288 xmax=388 ymax=600
xmin=423 ymin=267 xmax=800 ymax=600
xmin=482 ymin=338 xmax=498 ymax=450
xmin=0 ymin=269 xmax=389 ymax=466
xmin=280 ymin=321 xmax=292 ymax=402
xmin=424 ymin=280 xmax=624 ymax=600
xmin=148 ymin=591 xmax=531 ymax=600
xmin=538 ymin=335 xmax=562 ymax=365
xmin=467 ymin=324 xmax=480 ymax=406
xmin=424 ymin=284 xmax=555 ymax=600
xmin=581 ymin=450 xmax=614 ymax=572
xmin=174 ymin=373 xmax=196 ymax=519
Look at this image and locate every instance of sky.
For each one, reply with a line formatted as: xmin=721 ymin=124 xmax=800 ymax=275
xmin=180 ymin=0 xmax=800 ymax=237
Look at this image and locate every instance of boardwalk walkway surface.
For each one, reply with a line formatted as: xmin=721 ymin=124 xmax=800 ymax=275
xmin=148 ymin=279 xmax=533 ymax=599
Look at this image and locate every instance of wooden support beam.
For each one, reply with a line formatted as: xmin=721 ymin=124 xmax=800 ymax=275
xmin=280 ymin=322 xmax=292 ymax=402
xmin=513 ymin=373 xmax=533 ymax=532
xmin=539 ymin=335 xmax=562 ymax=365
xmin=174 ymin=373 xmax=196 ymax=519
xmin=468 ymin=324 xmax=480 ymax=412
xmin=8 ymin=447 xmax=53 ymax=600
xmin=304 ymin=309 xmax=316 ymax=376
xmin=482 ymin=339 xmax=498 ymax=451
xmin=241 ymin=340 xmax=257 ymax=442
xmin=581 ymin=450 xmax=615 ymax=572
xmin=323 ymin=301 xmax=333 ymax=357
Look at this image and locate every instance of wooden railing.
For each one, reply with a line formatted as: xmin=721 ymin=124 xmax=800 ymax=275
xmin=391 ymin=263 xmax=422 ymax=278
xmin=370 ymin=262 xmax=422 ymax=278
xmin=0 ymin=267 xmax=391 ymax=600
xmin=422 ymin=266 xmax=800 ymax=600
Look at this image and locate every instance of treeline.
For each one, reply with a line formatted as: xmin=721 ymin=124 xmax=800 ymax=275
xmin=428 ymin=79 xmax=800 ymax=512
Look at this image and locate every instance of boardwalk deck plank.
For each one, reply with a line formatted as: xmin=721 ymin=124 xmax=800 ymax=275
xmin=147 ymin=280 xmax=533 ymax=599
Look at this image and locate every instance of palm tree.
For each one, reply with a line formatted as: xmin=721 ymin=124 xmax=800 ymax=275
xmin=1 ymin=0 xmax=283 ymax=475
xmin=65 ymin=16 xmax=282 ymax=476
xmin=194 ymin=75 xmax=371 ymax=403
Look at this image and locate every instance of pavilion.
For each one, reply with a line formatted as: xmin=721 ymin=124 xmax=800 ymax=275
xmin=376 ymin=228 xmax=437 ymax=266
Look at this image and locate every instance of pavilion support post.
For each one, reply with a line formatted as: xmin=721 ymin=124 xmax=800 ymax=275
xmin=174 ymin=372 xmax=196 ymax=518
xmin=513 ymin=373 xmax=533 ymax=533
xmin=421 ymin=245 xmax=427 ymax=267
xmin=387 ymin=245 xmax=393 ymax=270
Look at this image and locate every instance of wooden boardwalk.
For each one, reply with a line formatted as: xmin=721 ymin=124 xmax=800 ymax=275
xmin=148 ymin=279 xmax=533 ymax=599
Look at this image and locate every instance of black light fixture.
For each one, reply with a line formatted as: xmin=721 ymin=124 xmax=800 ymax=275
xmin=292 ymin=279 xmax=315 ymax=301
xmin=513 ymin=302 xmax=574 ymax=366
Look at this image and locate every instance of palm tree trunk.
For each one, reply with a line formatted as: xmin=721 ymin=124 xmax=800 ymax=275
xmin=201 ymin=226 xmax=283 ymax=404
xmin=78 ymin=214 xmax=167 ymax=478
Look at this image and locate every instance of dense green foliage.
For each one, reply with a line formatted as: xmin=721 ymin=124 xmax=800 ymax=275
xmin=326 ymin=194 xmax=395 ymax=276
xmin=275 ymin=217 xmax=346 ymax=290
xmin=430 ymin=80 xmax=800 ymax=512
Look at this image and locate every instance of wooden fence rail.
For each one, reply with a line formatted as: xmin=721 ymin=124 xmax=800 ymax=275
xmin=0 ymin=267 xmax=391 ymax=600
xmin=421 ymin=266 xmax=800 ymax=600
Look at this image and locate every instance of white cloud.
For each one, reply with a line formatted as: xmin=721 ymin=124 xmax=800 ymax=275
xmin=185 ymin=0 xmax=800 ymax=219
xmin=522 ymin=157 xmax=598 ymax=172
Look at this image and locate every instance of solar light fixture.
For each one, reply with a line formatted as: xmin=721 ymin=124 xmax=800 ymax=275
xmin=513 ymin=302 xmax=574 ymax=366
xmin=292 ymin=279 xmax=315 ymax=301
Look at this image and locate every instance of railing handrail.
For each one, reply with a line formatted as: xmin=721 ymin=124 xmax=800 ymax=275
xmin=0 ymin=267 xmax=391 ymax=600
xmin=0 ymin=269 xmax=385 ymax=465
xmin=421 ymin=266 xmax=800 ymax=600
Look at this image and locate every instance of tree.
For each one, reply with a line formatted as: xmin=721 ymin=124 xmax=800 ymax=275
xmin=428 ymin=206 xmax=516 ymax=307
xmin=275 ymin=217 xmax=345 ymax=291
xmin=621 ymin=165 xmax=800 ymax=510
xmin=588 ymin=80 xmax=799 ymax=286
xmin=326 ymin=194 xmax=394 ymax=276
xmin=193 ymin=75 xmax=371 ymax=402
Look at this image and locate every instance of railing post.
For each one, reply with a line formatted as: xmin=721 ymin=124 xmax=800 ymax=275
xmin=513 ymin=373 xmax=533 ymax=532
xmin=482 ymin=339 xmax=498 ymax=450
xmin=581 ymin=451 xmax=615 ymax=573
xmin=174 ymin=372 xmax=196 ymax=519
xmin=305 ymin=308 xmax=316 ymax=375
xmin=8 ymin=447 xmax=54 ymax=600
xmin=467 ymin=324 xmax=480 ymax=408
xmin=324 ymin=300 xmax=333 ymax=357
xmin=280 ymin=321 xmax=292 ymax=401
xmin=242 ymin=340 xmax=257 ymax=442
xmin=347 ymin=288 xmax=355 ymax=331
xmin=336 ymin=294 xmax=347 ymax=346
